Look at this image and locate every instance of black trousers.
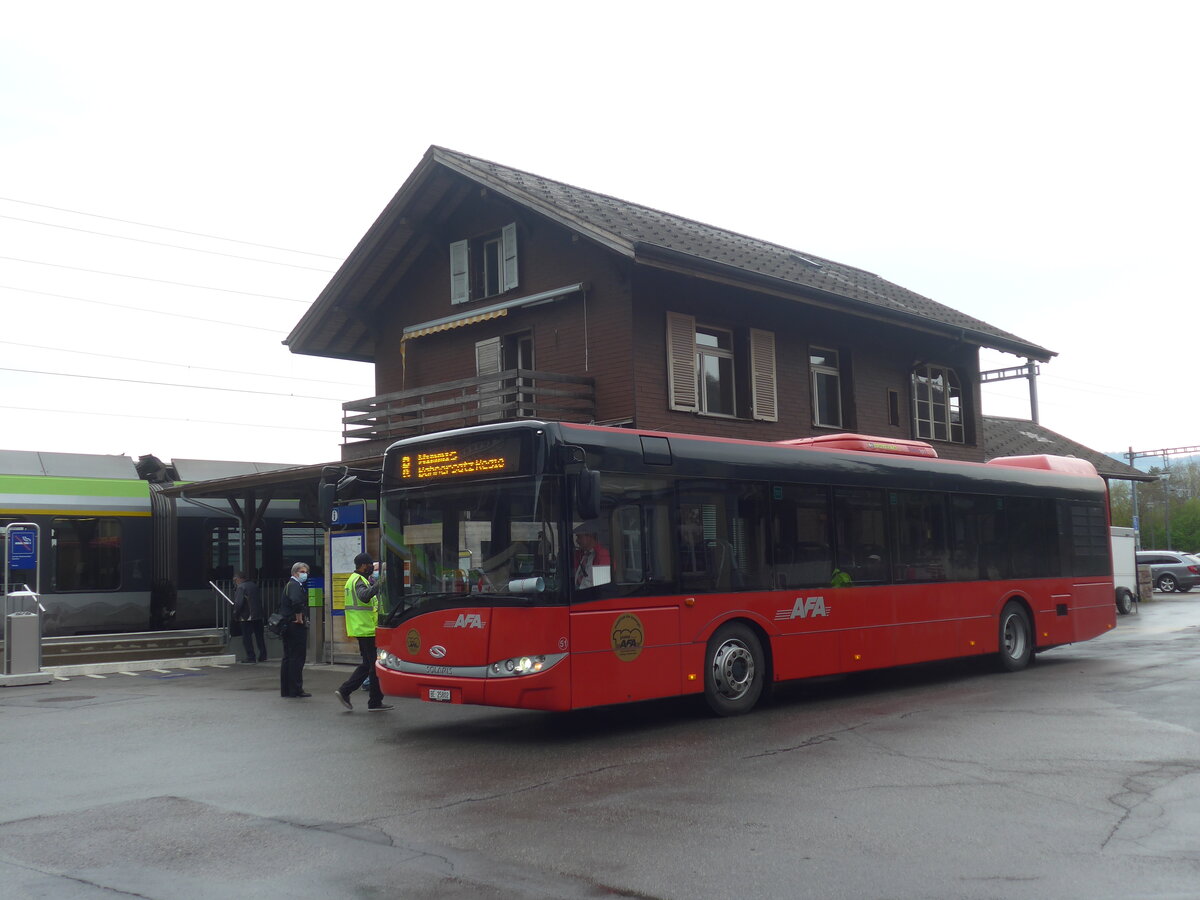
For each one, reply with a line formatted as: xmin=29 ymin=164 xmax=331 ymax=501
xmin=279 ymin=624 xmax=308 ymax=697
xmin=338 ymin=636 xmax=384 ymax=707
xmin=240 ymin=620 xmax=267 ymax=661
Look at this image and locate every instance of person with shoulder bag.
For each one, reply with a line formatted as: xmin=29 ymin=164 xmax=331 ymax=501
xmin=279 ymin=562 xmax=311 ymax=698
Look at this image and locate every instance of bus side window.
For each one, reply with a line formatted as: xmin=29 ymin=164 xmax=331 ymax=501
xmin=771 ymin=484 xmax=833 ymax=588
xmin=600 ymin=477 xmax=676 ymax=597
xmin=615 ymin=505 xmax=644 ymax=583
xmin=832 ymin=488 xmax=889 ymax=584
xmin=677 ymin=481 xmax=769 ymax=593
xmin=891 ymin=491 xmax=950 ymax=583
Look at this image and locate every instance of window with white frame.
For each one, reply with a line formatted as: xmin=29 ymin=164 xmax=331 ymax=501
xmin=696 ymin=326 xmax=736 ymax=416
xmin=665 ymin=312 xmax=777 ymax=421
xmin=912 ymin=364 xmax=964 ymax=443
xmin=450 ymin=222 xmax=518 ymax=304
xmin=810 ymin=347 xmax=842 ymax=428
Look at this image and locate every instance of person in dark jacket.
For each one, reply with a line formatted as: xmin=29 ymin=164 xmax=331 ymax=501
xmin=233 ymin=572 xmax=267 ymax=663
xmin=279 ymin=562 xmax=311 ymax=698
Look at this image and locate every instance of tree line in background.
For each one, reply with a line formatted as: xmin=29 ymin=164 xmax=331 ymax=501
xmin=1109 ymin=459 xmax=1200 ymax=553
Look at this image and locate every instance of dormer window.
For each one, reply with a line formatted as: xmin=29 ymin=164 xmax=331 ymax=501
xmin=450 ymin=222 xmax=518 ymax=304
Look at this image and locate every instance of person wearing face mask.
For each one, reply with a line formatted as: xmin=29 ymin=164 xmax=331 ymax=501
xmin=279 ymin=562 xmax=311 ymax=698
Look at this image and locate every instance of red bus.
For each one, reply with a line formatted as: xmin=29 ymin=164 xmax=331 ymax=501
xmin=367 ymin=421 xmax=1115 ymax=716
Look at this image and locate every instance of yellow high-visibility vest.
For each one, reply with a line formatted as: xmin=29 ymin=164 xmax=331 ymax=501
xmin=343 ymin=571 xmax=378 ymax=638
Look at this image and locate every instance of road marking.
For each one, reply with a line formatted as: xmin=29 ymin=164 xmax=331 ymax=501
xmin=83 ymin=673 xmax=106 ymax=679
xmin=152 ymin=669 xmax=171 ymax=674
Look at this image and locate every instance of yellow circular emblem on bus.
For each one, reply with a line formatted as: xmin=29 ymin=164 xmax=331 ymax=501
xmin=406 ymin=629 xmax=421 ymax=655
xmin=611 ymin=613 xmax=644 ymax=662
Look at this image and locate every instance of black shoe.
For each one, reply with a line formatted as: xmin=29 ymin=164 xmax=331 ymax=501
xmin=367 ymin=703 xmax=394 ymax=711
xmin=258 ymin=657 xmax=268 ymax=662
xmin=334 ymin=689 xmax=353 ymax=710
xmin=295 ymin=692 xmax=312 ymax=698
xmin=239 ymin=659 xmax=257 ymax=664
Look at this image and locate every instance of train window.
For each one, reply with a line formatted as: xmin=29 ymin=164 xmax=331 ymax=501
xmin=282 ymin=524 xmax=324 ymax=577
xmin=52 ymin=517 xmax=121 ymax=591
xmin=207 ymin=523 xmax=262 ymax=580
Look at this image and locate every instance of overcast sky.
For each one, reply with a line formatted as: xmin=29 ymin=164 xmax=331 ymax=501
xmin=3 ymin=1 xmax=1197 ymax=468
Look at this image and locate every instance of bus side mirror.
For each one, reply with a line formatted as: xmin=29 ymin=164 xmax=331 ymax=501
xmin=575 ymin=469 xmax=601 ymax=521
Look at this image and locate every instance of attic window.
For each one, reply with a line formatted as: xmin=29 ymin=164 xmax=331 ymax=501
xmin=912 ymin=364 xmax=964 ymax=443
xmin=450 ymin=223 xmax=518 ymax=304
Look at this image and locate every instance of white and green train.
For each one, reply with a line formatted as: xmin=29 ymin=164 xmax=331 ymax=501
xmin=1 ymin=450 xmax=321 ymax=637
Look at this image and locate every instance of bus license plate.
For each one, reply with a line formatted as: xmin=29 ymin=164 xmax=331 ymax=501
xmin=427 ymin=688 xmax=451 ymax=702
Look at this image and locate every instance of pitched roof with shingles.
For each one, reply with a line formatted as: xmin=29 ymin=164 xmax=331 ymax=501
xmin=982 ymin=416 xmax=1153 ymax=482
xmin=287 ymin=145 xmax=1053 ymax=361
xmin=432 ymin=147 xmax=1052 ymax=360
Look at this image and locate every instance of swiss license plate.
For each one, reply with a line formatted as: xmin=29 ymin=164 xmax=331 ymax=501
xmin=427 ymin=688 xmax=451 ymax=702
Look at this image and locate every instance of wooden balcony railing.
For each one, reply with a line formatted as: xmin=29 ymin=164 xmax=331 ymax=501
xmin=340 ymin=369 xmax=596 ymax=457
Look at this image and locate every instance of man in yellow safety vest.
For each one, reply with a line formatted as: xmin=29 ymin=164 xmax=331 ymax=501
xmin=334 ymin=552 xmax=393 ymax=711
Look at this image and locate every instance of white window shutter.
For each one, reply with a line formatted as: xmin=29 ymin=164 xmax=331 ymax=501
xmin=501 ymin=222 xmax=518 ymax=292
xmin=450 ymin=240 xmax=469 ymax=304
xmin=750 ymin=328 xmax=778 ymax=422
xmin=475 ymin=337 xmax=503 ymax=423
xmin=666 ymin=311 xmax=698 ymax=412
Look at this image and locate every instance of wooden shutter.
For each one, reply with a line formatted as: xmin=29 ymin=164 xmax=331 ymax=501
xmin=450 ymin=240 xmax=469 ymax=304
xmin=502 ymin=223 xmax=518 ymax=292
xmin=750 ymin=328 xmax=778 ymax=422
xmin=475 ymin=337 xmax=503 ymax=423
xmin=666 ymin=311 xmax=698 ymax=412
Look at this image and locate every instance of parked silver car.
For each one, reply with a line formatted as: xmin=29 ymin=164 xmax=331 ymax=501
xmin=1136 ymin=550 xmax=1200 ymax=593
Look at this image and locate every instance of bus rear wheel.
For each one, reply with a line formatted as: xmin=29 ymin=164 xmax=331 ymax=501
xmin=997 ymin=601 xmax=1033 ymax=672
xmin=703 ymin=622 xmax=764 ymax=716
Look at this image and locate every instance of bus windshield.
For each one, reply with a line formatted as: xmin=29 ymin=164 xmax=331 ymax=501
xmin=378 ymin=475 xmax=564 ymax=618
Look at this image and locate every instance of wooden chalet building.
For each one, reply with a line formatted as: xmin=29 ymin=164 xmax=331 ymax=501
xmin=287 ymin=146 xmax=1055 ymax=462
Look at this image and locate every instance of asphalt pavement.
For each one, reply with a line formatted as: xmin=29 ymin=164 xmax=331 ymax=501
xmin=2 ymin=594 xmax=1199 ymax=899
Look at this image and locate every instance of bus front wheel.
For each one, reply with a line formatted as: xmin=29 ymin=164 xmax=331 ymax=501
xmin=997 ymin=601 xmax=1033 ymax=672
xmin=703 ymin=622 xmax=764 ymax=716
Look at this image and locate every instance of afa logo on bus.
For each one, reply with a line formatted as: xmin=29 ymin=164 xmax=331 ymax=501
xmin=611 ymin=613 xmax=644 ymax=662
xmin=774 ymin=596 xmax=832 ymax=621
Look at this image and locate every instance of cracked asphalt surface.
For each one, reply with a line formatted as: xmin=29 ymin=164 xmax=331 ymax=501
xmin=2 ymin=595 xmax=1199 ymax=899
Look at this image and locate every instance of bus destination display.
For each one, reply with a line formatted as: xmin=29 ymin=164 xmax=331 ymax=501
xmin=393 ymin=436 xmax=522 ymax=482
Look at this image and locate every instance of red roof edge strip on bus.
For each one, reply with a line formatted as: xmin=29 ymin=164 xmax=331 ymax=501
xmin=775 ymin=434 xmax=940 ymax=458
xmin=987 ymin=455 xmax=1100 ymax=478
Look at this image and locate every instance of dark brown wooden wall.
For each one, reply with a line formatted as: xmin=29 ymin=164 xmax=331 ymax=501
xmin=366 ymin=185 xmax=986 ymax=462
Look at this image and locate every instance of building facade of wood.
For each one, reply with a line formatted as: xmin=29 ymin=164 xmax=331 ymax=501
xmin=286 ymin=146 xmax=1055 ymax=463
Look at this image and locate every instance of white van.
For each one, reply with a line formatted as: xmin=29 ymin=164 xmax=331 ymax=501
xmin=1110 ymin=526 xmax=1138 ymax=614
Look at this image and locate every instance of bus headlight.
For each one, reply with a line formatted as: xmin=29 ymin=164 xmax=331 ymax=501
xmin=377 ymin=650 xmax=403 ymax=671
xmin=487 ymin=652 xmax=566 ymax=678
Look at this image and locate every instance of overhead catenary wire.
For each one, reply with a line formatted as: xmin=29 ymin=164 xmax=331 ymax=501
xmin=0 ymin=254 xmax=308 ymax=302
xmin=0 ymin=284 xmax=285 ymax=332
xmin=0 ymin=339 xmax=368 ymax=387
xmin=0 ymin=196 xmax=343 ymax=260
xmin=0 ymin=212 xmax=339 ymax=272
xmin=0 ymin=366 xmax=346 ymax=401
xmin=0 ymin=403 xmax=341 ymax=435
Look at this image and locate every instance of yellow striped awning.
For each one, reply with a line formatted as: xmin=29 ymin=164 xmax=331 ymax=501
xmin=403 ymin=309 xmax=507 ymax=340
xmin=400 ymin=283 xmax=585 ymax=341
